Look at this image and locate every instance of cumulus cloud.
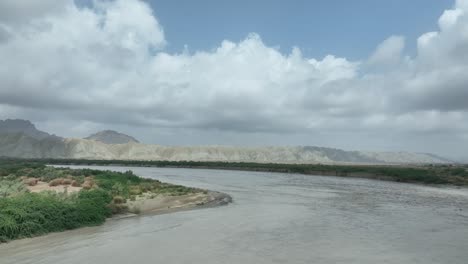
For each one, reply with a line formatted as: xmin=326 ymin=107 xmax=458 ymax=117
xmin=0 ymin=0 xmax=468 ymax=159
xmin=0 ymin=0 xmax=68 ymax=24
xmin=368 ymin=35 xmax=405 ymax=67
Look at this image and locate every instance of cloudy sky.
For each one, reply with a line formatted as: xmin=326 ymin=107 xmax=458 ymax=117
xmin=0 ymin=0 xmax=468 ymax=160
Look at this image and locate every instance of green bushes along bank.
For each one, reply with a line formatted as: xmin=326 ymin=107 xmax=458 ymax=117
xmin=0 ymin=189 xmax=111 ymax=242
xmin=19 ymin=158 xmax=468 ymax=186
xmin=0 ymin=160 xmax=199 ymax=242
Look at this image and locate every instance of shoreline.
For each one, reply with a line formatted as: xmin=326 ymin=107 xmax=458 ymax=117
xmin=53 ymin=162 xmax=468 ymax=188
xmin=0 ymin=190 xmax=232 ymax=245
xmin=112 ymin=190 xmax=232 ymax=219
xmin=0 ymin=160 xmax=234 ymax=243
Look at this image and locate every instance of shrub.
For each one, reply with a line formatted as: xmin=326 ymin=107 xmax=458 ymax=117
xmin=71 ymin=180 xmax=81 ymax=187
xmin=450 ymin=168 xmax=467 ymax=176
xmin=61 ymin=178 xmax=72 ymax=185
xmin=84 ymin=176 xmax=93 ymax=181
xmin=112 ymin=196 xmax=126 ymax=204
xmin=39 ymin=167 xmax=64 ymax=182
xmin=23 ymin=178 xmax=38 ymax=186
xmin=0 ymin=180 xmax=29 ymax=198
xmin=81 ymin=180 xmax=94 ymax=190
xmin=111 ymin=182 xmax=128 ymax=197
xmin=0 ymin=189 xmax=111 ymax=241
xmin=129 ymin=186 xmax=143 ymax=195
xmin=75 ymin=189 xmax=112 ymax=221
xmin=140 ymin=182 xmax=155 ymax=192
xmin=48 ymin=178 xmax=62 ymax=187
xmin=108 ymin=203 xmax=128 ymax=214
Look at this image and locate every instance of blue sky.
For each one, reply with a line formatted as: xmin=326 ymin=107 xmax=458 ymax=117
xmin=146 ymin=0 xmax=450 ymax=59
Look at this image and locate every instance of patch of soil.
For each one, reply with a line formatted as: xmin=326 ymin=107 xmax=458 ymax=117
xmin=27 ymin=181 xmax=82 ymax=194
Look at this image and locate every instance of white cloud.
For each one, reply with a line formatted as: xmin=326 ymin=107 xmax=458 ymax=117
xmin=368 ymin=35 xmax=405 ymax=67
xmin=0 ymin=0 xmax=69 ymax=25
xmin=439 ymin=8 xmax=463 ymax=30
xmin=0 ymin=0 xmax=468 ymax=158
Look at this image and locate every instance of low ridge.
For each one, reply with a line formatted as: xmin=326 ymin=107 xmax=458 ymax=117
xmin=0 ymin=119 xmax=452 ymax=164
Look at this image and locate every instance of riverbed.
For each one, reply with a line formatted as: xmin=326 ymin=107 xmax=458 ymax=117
xmin=1 ymin=166 xmax=468 ymax=264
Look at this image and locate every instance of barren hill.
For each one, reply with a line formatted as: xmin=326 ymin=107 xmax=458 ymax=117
xmin=0 ymin=119 xmax=452 ymax=164
xmin=85 ymin=130 xmax=139 ymax=144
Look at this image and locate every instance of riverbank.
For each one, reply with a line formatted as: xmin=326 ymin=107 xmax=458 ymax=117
xmin=21 ymin=158 xmax=468 ymax=186
xmin=114 ymin=191 xmax=232 ymax=219
xmin=0 ymin=161 xmax=231 ymax=242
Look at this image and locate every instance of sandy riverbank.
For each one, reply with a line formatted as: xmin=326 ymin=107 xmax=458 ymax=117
xmin=24 ymin=178 xmax=232 ymax=220
xmin=0 ymin=190 xmax=231 ymax=246
xmin=23 ymin=179 xmax=232 ymax=219
xmin=114 ymin=191 xmax=232 ymax=219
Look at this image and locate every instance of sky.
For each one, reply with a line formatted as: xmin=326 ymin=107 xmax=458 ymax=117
xmin=0 ymin=0 xmax=467 ymax=160
xmin=145 ymin=0 xmax=450 ymax=59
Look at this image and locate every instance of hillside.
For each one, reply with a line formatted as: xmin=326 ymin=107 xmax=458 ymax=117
xmin=0 ymin=119 xmax=55 ymax=140
xmin=85 ymin=130 xmax=140 ymax=144
xmin=0 ymin=119 xmax=452 ymax=164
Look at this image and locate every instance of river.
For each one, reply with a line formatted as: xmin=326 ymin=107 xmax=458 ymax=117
xmin=1 ymin=166 xmax=468 ymax=264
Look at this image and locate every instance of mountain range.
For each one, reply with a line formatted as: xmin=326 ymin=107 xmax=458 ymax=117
xmin=0 ymin=119 xmax=452 ymax=164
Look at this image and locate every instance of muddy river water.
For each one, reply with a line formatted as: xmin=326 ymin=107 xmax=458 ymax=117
xmin=1 ymin=166 xmax=468 ymax=264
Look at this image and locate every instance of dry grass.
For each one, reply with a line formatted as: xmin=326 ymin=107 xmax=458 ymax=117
xmin=129 ymin=186 xmax=142 ymax=195
xmin=48 ymin=178 xmax=62 ymax=187
xmin=61 ymin=178 xmax=72 ymax=185
xmin=71 ymin=180 xmax=81 ymax=187
xmin=22 ymin=178 xmax=38 ymax=186
xmin=108 ymin=203 xmax=128 ymax=214
xmin=81 ymin=180 xmax=95 ymax=190
xmin=112 ymin=196 xmax=126 ymax=204
xmin=28 ymin=181 xmax=82 ymax=194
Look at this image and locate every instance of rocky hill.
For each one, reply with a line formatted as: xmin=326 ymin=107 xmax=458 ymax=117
xmin=0 ymin=119 xmax=55 ymax=140
xmin=0 ymin=119 xmax=452 ymax=164
xmin=85 ymin=130 xmax=139 ymax=144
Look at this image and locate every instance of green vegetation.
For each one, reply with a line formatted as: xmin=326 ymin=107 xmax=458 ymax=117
xmin=12 ymin=158 xmax=468 ymax=186
xmin=0 ymin=180 xmax=29 ymax=198
xmin=0 ymin=160 xmax=199 ymax=242
xmin=0 ymin=190 xmax=111 ymax=242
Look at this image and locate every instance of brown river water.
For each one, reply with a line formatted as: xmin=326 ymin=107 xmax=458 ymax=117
xmin=1 ymin=165 xmax=468 ymax=264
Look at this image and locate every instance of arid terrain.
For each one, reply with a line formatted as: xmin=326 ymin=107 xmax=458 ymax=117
xmin=0 ymin=119 xmax=451 ymax=164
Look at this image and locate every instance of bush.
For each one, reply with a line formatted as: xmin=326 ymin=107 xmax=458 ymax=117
xmin=48 ymin=178 xmax=62 ymax=186
xmin=0 ymin=180 xmax=29 ymax=198
xmin=129 ymin=186 xmax=143 ymax=195
xmin=0 ymin=189 xmax=112 ymax=242
xmin=450 ymin=168 xmax=467 ymax=176
xmin=81 ymin=183 xmax=91 ymax=189
xmin=111 ymin=182 xmax=128 ymax=197
xmin=112 ymin=196 xmax=126 ymax=204
xmin=39 ymin=167 xmax=64 ymax=182
xmin=108 ymin=203 xmax=128 ymax=214
xmin=61 ymin=178 xmax=72 ymax=185
xmin=23 ymin=178 xmax=38 ymax=186
xmin=71 ymin=180 xmax=81 ymax=187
